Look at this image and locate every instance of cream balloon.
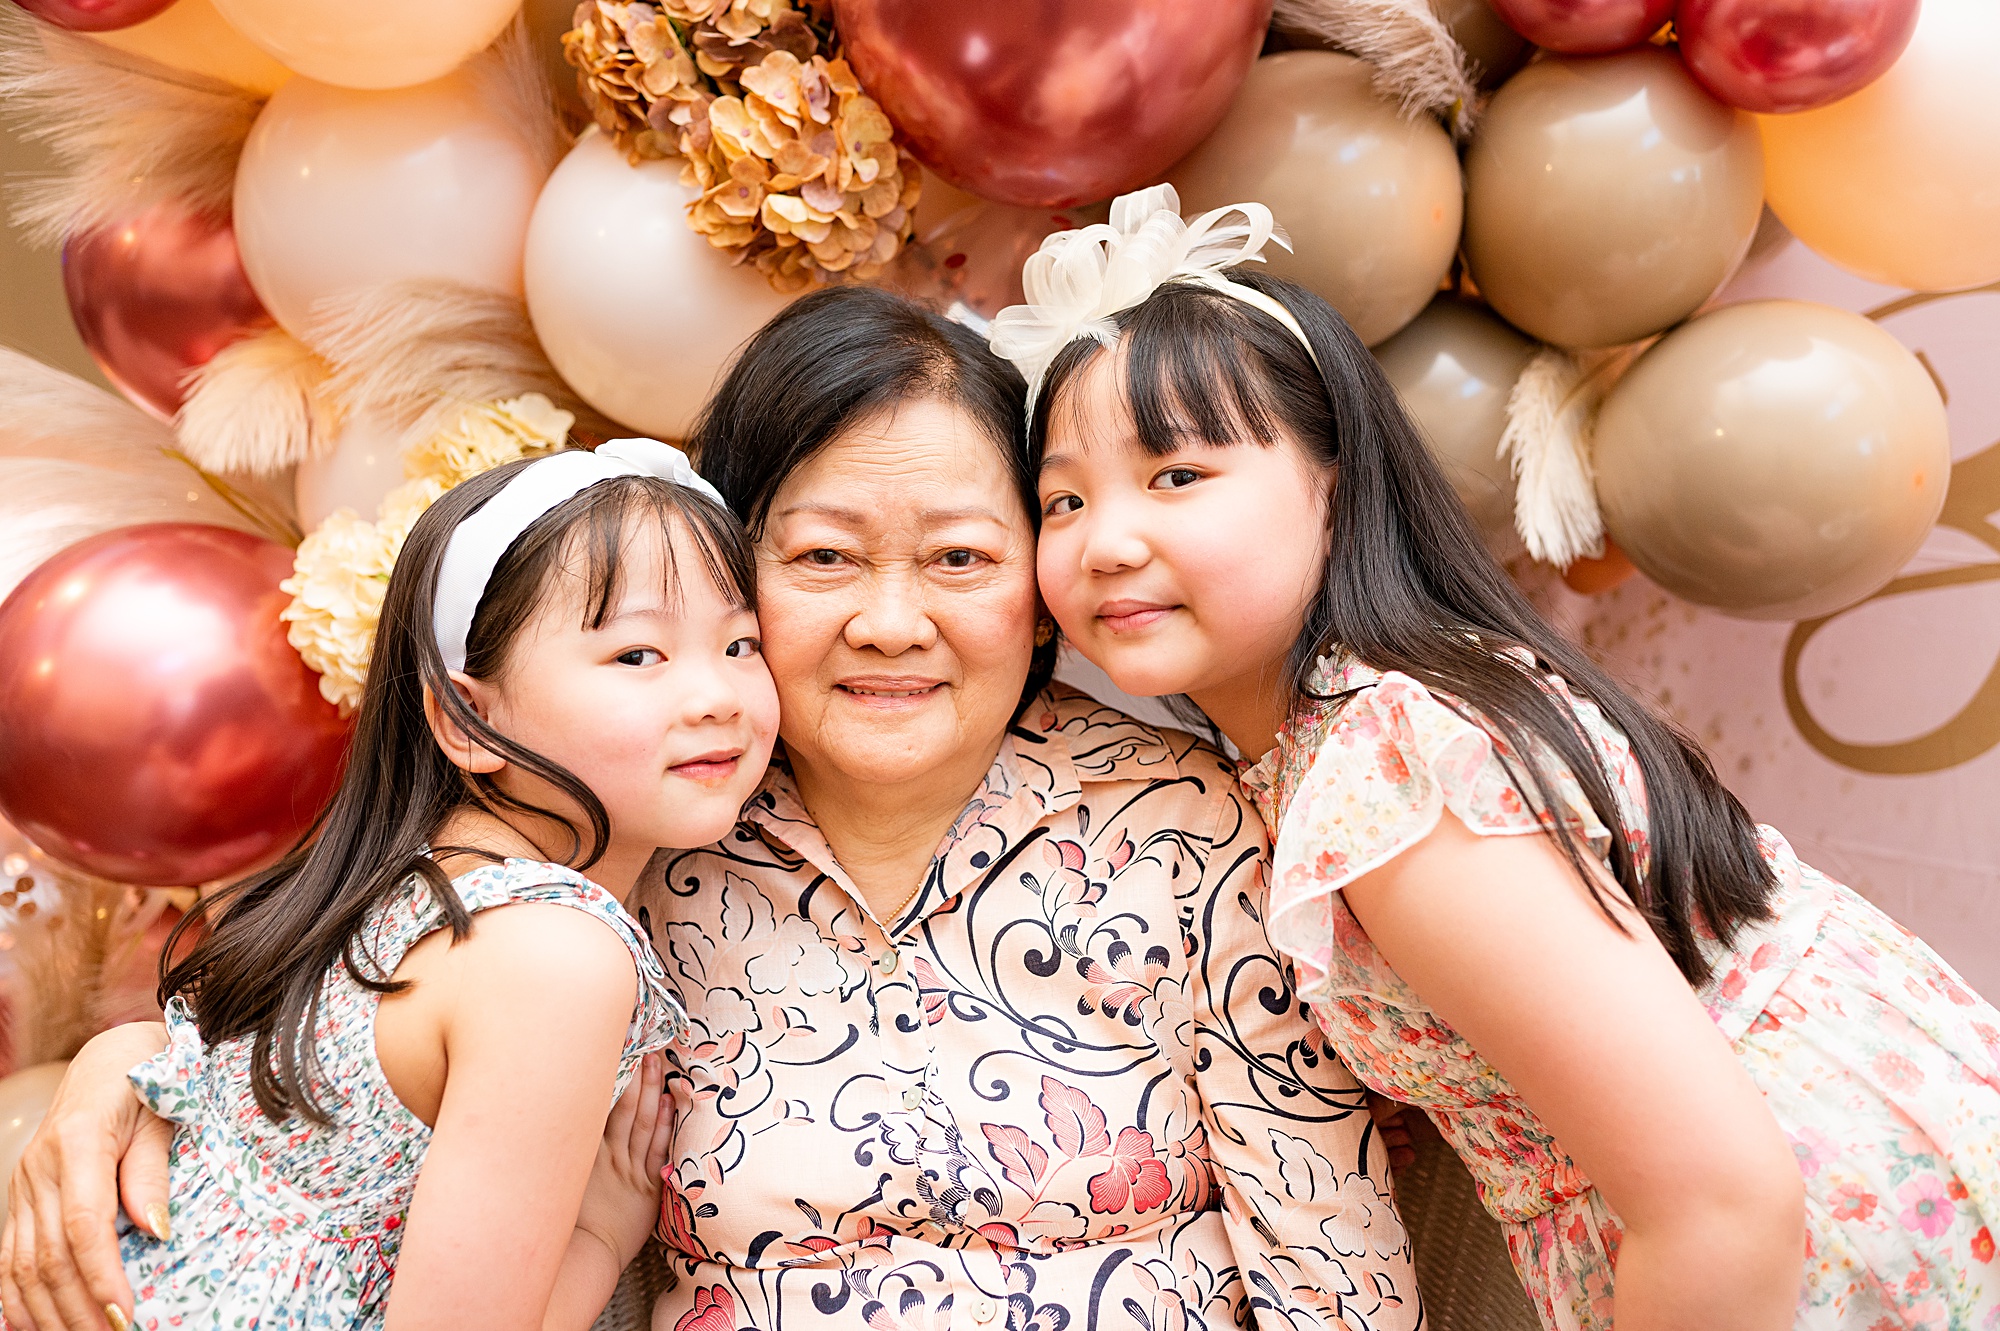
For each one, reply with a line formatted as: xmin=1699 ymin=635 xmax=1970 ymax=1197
xmin=1372 ymin=296 xmax=1536 ymax=557
xmin=234 ymin=68 xmax=552 ymax=343
xmin=1759 ymin=0 xmax=2000 ymax=293
xmin=1464 ymin=49 xmax=1764 ymax=349
xmin=525 ymin=131 xmax=797 ymax=441
xmin=1595 ymin=300 xmax=1949 ymax=621
xmin=1168 ymin=51 xmax=1463 ymax=347
xmin=209 ymin=0 xmax=522 ymax=91
xmin=293 ymin=411 xmax=405 ymax=530
xmin=84 ymin=0 xmax=290 ymax=95
xmin=0 ymin=1063 xmax=70 ymax=1220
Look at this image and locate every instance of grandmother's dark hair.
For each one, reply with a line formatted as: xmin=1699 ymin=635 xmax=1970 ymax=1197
xmin=690 ymin=284 xmax=1057 ymax=708
xmin=161 ymin=462 xmax=756 ymax=1124
xmin=1030 ymin=273 xmax=1776 ymax=985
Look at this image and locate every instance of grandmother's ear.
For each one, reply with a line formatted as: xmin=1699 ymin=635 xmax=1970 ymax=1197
xmin=423 ymin=671 xmax=507 ymax=775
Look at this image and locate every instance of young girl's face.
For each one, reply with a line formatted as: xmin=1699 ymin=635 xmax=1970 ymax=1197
xmin=1037 ymin=348 xmax=1330 ymax=729
xmin=463 ymin=515 xmax=781 ymax=862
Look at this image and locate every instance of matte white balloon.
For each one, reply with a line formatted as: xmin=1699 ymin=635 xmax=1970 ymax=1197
xmin=210 ymin=0 xmax=521 ymax=90
xmin=234 ymin=68 xmax=551 ymax=342
xmin=525 ymin=131 xmax=798 ymax=441
xmin=294 ymin=412 xmax=405 ymax=530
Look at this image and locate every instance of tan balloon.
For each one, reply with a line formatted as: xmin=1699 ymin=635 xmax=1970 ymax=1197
xmin=210 ymin=0 xmax=522 ymax=91
xmin=0 ymin=1063 xmax=69 ymax=1220
xmin=293 ymin=411 xmax=404 ymax=530
xmin=1759 ymin=0 xmax=2000 ymax=293
xmin=1372 ymin=295 xmax=1536 ymax=556
xmin=1169 ymin=51 xmax=1463 ymax=347
xmin=524 ymin=131 xmax=797 ymax=441
xmin=1595 ymin=299 xmax=1949 ymax=621
xmin=84 ymin=0 xmax=290 ymax=95
xmin=234 ymin=68 xmax=553 ymax=342
xmin=1464 ymin=49 xmax=1764 ymax=349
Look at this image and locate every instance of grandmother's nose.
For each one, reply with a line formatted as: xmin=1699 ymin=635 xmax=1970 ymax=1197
xmin=843 ymin=570 xmax=939 ymax=655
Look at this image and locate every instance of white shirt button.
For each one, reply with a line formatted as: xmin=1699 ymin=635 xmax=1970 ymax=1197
xmin=902 ymin=1086 xmax=923 ymax=1110
xmin=971 ymin=1295 xmax=999 ymax=1324
xmin=875 ymin=948 xmax=898 ymax=974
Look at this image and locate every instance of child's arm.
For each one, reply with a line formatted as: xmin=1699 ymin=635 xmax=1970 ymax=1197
xmin=1344 ymin=809 xmax=1806 ymax=1331
xmin=383 ymin=902 xmax=645 ymax=1331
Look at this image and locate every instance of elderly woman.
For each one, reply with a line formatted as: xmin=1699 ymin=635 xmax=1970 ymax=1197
xmin=2 ymin=288 xmax=1418 ymax=1331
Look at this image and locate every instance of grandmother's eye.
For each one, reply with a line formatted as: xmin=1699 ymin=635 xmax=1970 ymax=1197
xmin=1154 ymin=467 xmax=1202 ymax=490
xmin=615 ymin=648 xmax=663 ymax=667
xmin=725 ymin=637 xmax=761 ymax=658
xmin=1043 ymin=494 xmax=1082 ymax=517
xmin=938 ymin=548 xmax=980 ymax=569
xmin=801 ymin=548 xmax=844 ymax=567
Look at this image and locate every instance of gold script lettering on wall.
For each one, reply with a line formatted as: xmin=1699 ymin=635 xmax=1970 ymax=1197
xmin=1783 ymin=284 xmax=2000 ymax=775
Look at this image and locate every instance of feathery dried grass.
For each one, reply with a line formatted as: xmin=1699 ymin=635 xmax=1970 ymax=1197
xmin=0 ymin=5 xmax=263 ymax=245
xmin=175 ymin=326 xmax=338 ymax=475
xmin=473 ymin=12 xmax=571 ymax=179
xmin=1499 ymin=346 xmax=1608 ymax=568
xmin=1272 ymin=0 xmax=1480 ymax=133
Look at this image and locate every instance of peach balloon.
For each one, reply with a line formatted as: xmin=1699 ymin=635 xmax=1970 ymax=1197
xmin=234 ymin=67 xmax=552 ymax=343
xmin=0 ymin=1064 xmax=68 ymax=1220
xmin=83 ymin=0 xmax=290 ymax=95
xmin=1594 ymin=300 xmax=1949 ymax=620
xmin=524 ymin=131 xmax=797 ymax=441
xmin=1758 ymin=0 xmax=2000 ymax=292
xmin=1463 ymin=49 xmax=1763 ymax=349
xmin=293 ymin=411 xmax=404 ymax=530
xmin=209 ymin=0 xmax=521 ymax=90
xmin=1169 ymin=51 xmax=1463 ymax=347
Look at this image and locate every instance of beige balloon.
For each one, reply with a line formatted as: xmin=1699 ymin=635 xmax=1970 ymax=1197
xmin=1759 ymin=0 xmax=2000 ymax=293
xmin=0 ymin=1063 xmax=69 ymax=1220
xmin=84 ymin=0 xmax=291 ymax=95
xmin=1372 ymin=295 xmax=1536 ymax=557
xmin=1464 ymin=49 xmax=1764 ymax=350
xmin=1168 ymin=51 xmax=1463 ymax=347
xmin=293 ymin=411 xmax=405 ymax=531
xmin=1595 ymin=299 xmax=1949 ymax=621
xmin=524 ymin=131 xmax=798 ymax=441
xmin=234 ymin=68 xmax=554 ymax=343
xmin=210 ymin=0 xmax=522 ymax=91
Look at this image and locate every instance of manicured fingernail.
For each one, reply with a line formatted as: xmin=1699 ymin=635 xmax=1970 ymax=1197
xmin=104 ymin=1305 xmax=131 ymax=1331
xmin=147 ymin=1202 xmax=172 ymax=1243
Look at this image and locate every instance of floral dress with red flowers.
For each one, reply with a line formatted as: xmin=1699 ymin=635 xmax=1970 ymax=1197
xmin=114 ymin=858 xmax=683 ymax=1331
xmin=1241 ymin=651 xmax=2000 ymax=1331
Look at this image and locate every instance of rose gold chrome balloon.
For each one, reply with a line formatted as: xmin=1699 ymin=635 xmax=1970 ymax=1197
xmin=1677 ymin=0 xmax=1919 ymax=114
xmin=835 ymin=0 xmax=1271 ymax=209
xmin=1486 ymin=0 xmax=1672 ymax=52
xmin=0 ymin=524 xmax=351 ymax=885
xmin=13 ymin=0 xmax=175 ymax=33
xmin=62 ymin=204 xmax=272 ymax=422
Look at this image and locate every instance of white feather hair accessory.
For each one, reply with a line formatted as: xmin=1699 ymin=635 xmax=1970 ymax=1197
xmin=987 ymin=184 xmax=1318 ymax=410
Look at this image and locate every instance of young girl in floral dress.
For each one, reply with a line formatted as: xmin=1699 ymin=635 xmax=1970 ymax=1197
xmin=1002 ymin=186 xmax=2000 ymax=1331
xmin=99 ymin=443 xmax=779 ymax=1331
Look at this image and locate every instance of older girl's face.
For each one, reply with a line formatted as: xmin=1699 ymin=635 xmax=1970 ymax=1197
xmin=754 ymin=396 xmax=1039 ymax=793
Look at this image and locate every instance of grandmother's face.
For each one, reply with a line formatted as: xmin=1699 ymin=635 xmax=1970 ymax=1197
xmin=755 ymin=397 xmax=1039 ymax=794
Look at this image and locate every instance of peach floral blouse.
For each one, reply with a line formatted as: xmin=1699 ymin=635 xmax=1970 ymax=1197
xmin=633 ymin=686 xmax=1421 ymax=1331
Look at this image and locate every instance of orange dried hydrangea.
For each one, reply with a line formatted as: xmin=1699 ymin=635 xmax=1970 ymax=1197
xmin=563 ymin=0 xmax=918 ymax=292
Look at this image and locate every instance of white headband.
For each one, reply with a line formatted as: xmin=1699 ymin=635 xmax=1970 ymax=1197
xmin=987 ymin=184 xmax=1320 ymax=412
xmin=433 ymin=437 xmax=729 ymax=671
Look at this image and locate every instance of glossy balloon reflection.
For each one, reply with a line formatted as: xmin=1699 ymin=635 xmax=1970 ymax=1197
xmin=836 ymin=0 xmax=1270 ymax=208
xmin=234 ymin=66 xmax=553 ymax=341
xmin=210 ymin=0 xmax=520 ymax=90
xmin=1372 ymin=296 xmax=1536 ymax=556
xmin=1759 ymin=0 xmax=2000 ymax=292
xmin=1594 ymin=300 xmax=1950 ymax=620
xmin=1170 ymin=52 xmax=1463 ymax=347
xmin=13 ymin=0 xmax=174 ymax=31
xmin=1678 ymin=0 xmax=1919 ymax=114
xmin=1485 ymin=0 xmax=1671 ymax=52
xmin=0 ymin=524 xmax=351 ymax=885
xmin=62 ymin=204 xmax=271 ymax=421
xmin=1463 ymin=49 xmax=1764 ymax=348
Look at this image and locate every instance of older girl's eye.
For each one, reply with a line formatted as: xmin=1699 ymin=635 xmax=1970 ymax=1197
xmin=1043 ymin=493 xmax=1082 ymax=518
xmin=1153 ymin=467 xmax=1202 ymax=491
xmin=615 ymin=648 xmax=663 ymax=667
xmin=724 ymin=636 xmax=761 ymax=659
xmin=937 ymin=548 xmax=983 ymax=570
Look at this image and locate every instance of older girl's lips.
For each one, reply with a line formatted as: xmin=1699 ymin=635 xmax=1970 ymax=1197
xmin=1096 ymin=600 xmax=1175 ymax=633
xmin=670 ymin=749 xmax=744 ymax=781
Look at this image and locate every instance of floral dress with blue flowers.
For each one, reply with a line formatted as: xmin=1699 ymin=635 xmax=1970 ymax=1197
xmin=1241 ymin=651 xmax=2000 ymax=1331
xmin=116 ymin=858 xmax=685 ymax=1330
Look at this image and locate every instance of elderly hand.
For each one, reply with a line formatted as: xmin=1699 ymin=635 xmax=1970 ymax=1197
xmin=1 ymin=1023 xmax=172 ymax=1331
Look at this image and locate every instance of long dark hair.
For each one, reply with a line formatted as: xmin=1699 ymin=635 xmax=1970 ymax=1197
xmin=690 ymin=285 xmax=1058 ymax=708
xmin=1030 ymin=274 xmax=1775 ymax=984
xmin=163 ymin=462 xmax=756 ymax=1124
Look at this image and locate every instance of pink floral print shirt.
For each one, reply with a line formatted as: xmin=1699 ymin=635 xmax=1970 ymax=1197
xmin=634 ymin=686 xmax=1420 ymax=1331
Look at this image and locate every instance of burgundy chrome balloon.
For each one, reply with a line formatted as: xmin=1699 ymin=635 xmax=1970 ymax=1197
xmin=62 ymin=205 xmax=272 ymax=422
xmin=0 ymin=525 xmax=352 ymax=886
xmin=834 ymin=0 xmax=1271 ymax=208
xmin=10 ymin=0 xmax=178 ymax=32
xmin=1676 ymin=0 xmax=1919 ymax=114
xmin=1486 ymin=0 xmax=1673 ymax=52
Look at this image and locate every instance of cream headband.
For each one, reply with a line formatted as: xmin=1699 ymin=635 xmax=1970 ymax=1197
xmin=987 ymin=183 xmax=1319 ymax=411
xmin=433 ymin=437 xmax=728 ymax=671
